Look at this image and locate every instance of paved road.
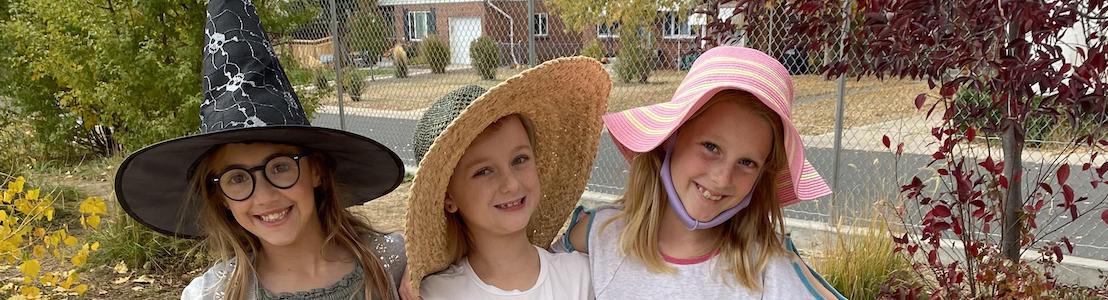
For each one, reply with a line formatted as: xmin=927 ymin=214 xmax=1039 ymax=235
xmin=314 ymin=112 xmax=1108 ymax=261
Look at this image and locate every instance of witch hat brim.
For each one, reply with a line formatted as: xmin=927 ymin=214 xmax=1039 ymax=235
xmin=115 ymin=125 xmax=403 ymax=238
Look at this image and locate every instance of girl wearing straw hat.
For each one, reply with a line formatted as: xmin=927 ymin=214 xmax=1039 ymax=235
xmin=402 ymin=57 xmax=610 ymax=299
xmin=114 ymin=1 xmax=407 ymax=299
xmin=555 ymin=46 xmax=845 ymax=299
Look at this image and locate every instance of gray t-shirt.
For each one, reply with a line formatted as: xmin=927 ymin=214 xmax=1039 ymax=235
xmin=181 ymin=231 xmax=406 ymax=300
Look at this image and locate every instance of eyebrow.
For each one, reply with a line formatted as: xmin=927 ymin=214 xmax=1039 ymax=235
xmin=214 ymin=151 xmax=300 ymax=175
xmin=456 ymin=143 xmax=533 ymax=172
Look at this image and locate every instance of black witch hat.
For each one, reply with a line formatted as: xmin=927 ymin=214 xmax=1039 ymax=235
xmin=114 ymin=0 xmax=403 ymax=238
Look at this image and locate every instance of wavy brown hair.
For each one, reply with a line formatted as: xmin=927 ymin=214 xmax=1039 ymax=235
xmin=186 ymin=143 xmax=394 ymax=299
xmin=609 ymin=90 xmax=788 ymax=291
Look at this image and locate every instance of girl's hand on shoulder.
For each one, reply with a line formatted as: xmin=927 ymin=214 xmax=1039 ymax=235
xmin=568 ymin=211 xmax=593 ymax=254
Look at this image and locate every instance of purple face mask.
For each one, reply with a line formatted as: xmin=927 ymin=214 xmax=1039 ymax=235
xmin=659 ymin=135 xmax=753 ymax=231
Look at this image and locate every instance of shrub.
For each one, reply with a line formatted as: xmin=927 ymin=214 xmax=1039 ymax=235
xmin=470 ymin=36 xmax=500 ymax=80
xmin=815 ymin=207 xmax=913 ymax=299
xmin=88 ymin=206 xmax=205 ymax=274
xmin=0 ymin=107 xmax=37 ymax=175
xmin=392 ymin=44 xmax=409 ymax=78
xmin=341 ymin=69 xmax=366 ymax=102
xmin=347 ymin=9 xmax=392 ymax=67
xmin=952 ymin=87 xmax=1055 ymax=145
xmin=581 ymin=39 xmax=605 ymax=61
xmin=615 ymin=29 xmax=653 ymax=83
xmin=0 ymin=175 xmax=106 ymax=298
xmin=421 ymin=35 xmax=451 ymax=74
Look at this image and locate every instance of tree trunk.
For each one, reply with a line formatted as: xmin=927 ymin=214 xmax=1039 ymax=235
xmin=1001 ymin=118 xmax=1024 ymax=262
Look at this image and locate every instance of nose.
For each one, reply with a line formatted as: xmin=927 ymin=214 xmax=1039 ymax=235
xmin=499 ymin=171 xmax=522 ymax=195
xmin=707 ymin=163 xmax=736 ymax=188
xmin=248 ymin=169 xmax=280 ymax=203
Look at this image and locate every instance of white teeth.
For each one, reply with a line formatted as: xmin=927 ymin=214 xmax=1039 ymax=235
xmin=260 ymin=209 xmax=288 ymax=222
xmin=496 ymin=198 xmax=524 ymax=209
xmin=697 ymin=185 xmax=724 ymax=201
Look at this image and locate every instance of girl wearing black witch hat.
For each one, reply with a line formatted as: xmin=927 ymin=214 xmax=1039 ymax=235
xmin=113 ymin=1 xmax=406 ymax=299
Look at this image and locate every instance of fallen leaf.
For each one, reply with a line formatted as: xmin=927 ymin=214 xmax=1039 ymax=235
xmin=112 ymin=261 xmax=129 ymax=274
xmin=112 ymin=276 xmax=130 ymax=285
xmin=132 ymin=275 xmax=155 ymax=284
xmin=131 ymin=286 xmax=144 ymax=292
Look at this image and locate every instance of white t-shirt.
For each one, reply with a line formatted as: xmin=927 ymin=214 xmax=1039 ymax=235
xmin=586 ymin=208 xmax=840 ymax=299
xmin=420 ymin=245 xmax=593 ymax=300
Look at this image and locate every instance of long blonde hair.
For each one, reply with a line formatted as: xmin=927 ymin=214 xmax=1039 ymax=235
xmin=186 ymin=144 xmax=394 ymax=299
xmin=611 ymin=90 xmax=788 ymax=290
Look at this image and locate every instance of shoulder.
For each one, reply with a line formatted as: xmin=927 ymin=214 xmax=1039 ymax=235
xmin=418 ymin=263 xmax=471 ymax=299
xmin=181 ymin=259 xmax=238 ymax=300
xmin=543 ymin=249 xmax=590 ymax=268
xmin=360 ymin=231 xmax=407 ymax=288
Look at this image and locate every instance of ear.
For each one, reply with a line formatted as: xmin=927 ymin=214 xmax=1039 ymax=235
xmin=444 ymin=194 xmax=459 ymax=213
xmin=311 ymin=158 xmax=323 ymax=188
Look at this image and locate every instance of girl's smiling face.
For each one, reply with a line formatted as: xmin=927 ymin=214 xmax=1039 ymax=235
xmin=210 ymin=143 xmax=323 ymax=247
xmin=445 ymin=115 xmax=541 ymax=238
xmin=668 ymin=99 xmax=775 ymax=222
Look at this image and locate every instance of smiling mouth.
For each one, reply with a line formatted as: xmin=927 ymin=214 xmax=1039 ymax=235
xmin=494 ymin=197 xmax=525 ymax=209
xmin=256 ymin=207 xmax=292 ymax=223
xmin=695 ymin=183 xmax=726 ymax=201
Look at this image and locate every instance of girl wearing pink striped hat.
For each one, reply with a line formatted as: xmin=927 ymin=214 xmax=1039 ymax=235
xmin=554 ymin=46 xmax=844 ymax=299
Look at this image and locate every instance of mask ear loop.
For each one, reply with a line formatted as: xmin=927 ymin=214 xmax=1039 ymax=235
xmin=660 ymin=135 xmax=755 ymax=231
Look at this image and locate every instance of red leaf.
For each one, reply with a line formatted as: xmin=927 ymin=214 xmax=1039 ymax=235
xmin=937 ymin=169 xmax=949 ymax=176
xmin=931 ymin=221 xmax=951 ymax=232
xmin=931 ymin=205 xmax=952 ymax=218
xmin=928 ymin=249 xmax=939 ymax=266
xmin=1058 ymin=165 xmax=1071 ymax=185
xmin=1053 ymin=245 xmax=1064 ymax=262
xmin=896 ymin=143 xmax=904 ymax=156
xmin=1084 ymin=163 xmax=1092 ymax=171
xmin=932 ymin=152 xmax=946 ymax=160
xmin=1063 ymin=185 xmax=1075 ymax=205
xmin=966 ymin=127 xmax=976 ymax=142
xmin=909 ymin=244 xmax=919 ymax=256
xmin=999 ymin=175 xmax=1010 ymax=189
xmin=1070 ymin=205 xmax=1079 ymax=220
xmin=882 ymin=135 xmax=891 ymax=149
xmin=1038 ymin=182 xmax=1054 ymax=194
xmin=893 ymin=233 xmax=908 ymax=244
xmin=952 ymin=218 xmax=964 ymax=235
xmin=1101 ymin=209 xmax=1108 ymax=225
xmin=914 ymin=93 xmax=927 ymax=109
xmin=1063 ymin=237 xmax=1073 ymax=253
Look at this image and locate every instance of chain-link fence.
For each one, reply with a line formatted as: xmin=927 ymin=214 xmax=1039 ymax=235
xmin=278 ymin=0 xmax=1108 ymax=261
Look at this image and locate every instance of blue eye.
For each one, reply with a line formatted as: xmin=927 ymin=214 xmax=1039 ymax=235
xmin=512 ymin=155 xmax=530 ymax=166
xmin=739 ymin=159 xmax=756 ymax=167
xmin=701 ymin=142 xmax=719 ymax=153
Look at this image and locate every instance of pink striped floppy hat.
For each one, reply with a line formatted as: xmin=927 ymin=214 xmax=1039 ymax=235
xmin=603 ymin=46 xmax=831 ymax=206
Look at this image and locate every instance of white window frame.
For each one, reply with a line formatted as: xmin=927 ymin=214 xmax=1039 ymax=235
xmin=597 ymin=22 xmax=620 ymax=38
xmin=407 ymin=11 xmax=431 ymax=41
xmin=662 ymin=12 xmax=693 ymax=38
xmin=533 ymin=13 xmax=549 ymax=37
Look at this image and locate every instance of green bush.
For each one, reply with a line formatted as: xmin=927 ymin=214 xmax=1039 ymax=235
xmin=581 ymin=39 xmax=605 ymax=61
xmin=952 ymin=87 xmax=1055 ymax=145
xmin=470 ymin=36 xmax=500 ymax=80
xmin=89 ymin=206 xmax=206 ymax=274
xmin=0 ymin=107 xmax=37 ymax=175
xmin=421 ymin=35 xmax=451 ymax=74
xmin=341 ymin=68 xmax=366 ymax=102
xmin=392 ymin=44 xmax=409 ymax=78
xmin=615 ymin=29 xmax=652 ymax=83
xmin=347 ymin=9 xmax=392 ymax=66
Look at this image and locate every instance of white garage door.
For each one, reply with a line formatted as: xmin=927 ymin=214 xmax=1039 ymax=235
xmin=449 ymin=17 xmax=482 ymax=65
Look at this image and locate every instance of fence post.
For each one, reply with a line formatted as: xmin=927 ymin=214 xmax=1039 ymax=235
xmin=329 ymin=0 xmax=346 ymax=130
xmin=829 ymin=0 xmax=852 ymax=220
xmin=526 ymin=0 xmax=537 ymax=66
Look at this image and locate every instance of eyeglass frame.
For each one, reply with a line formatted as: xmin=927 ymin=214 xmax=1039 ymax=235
xmin=208 ymin=150 xmax=313 ymax=201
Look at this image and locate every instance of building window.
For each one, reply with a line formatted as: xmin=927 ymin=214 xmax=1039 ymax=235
xmin=407 ymin=11 xmax=431 ymax=41
xmin=597 ymin=21 xmax=620 ymax=38
xmin=533 ymin=13 xmax=549 ymax=37
xmin=663 ymin=12 xmax=692 ymax=38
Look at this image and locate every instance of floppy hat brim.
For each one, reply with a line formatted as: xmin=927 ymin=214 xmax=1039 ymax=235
xmin=404 ymin=57 xmax=610 ymax=291
xmin=115 ymin=125 xmax=404 ymax=238
xmin=602 ymin=47 xmax=831 ymax=206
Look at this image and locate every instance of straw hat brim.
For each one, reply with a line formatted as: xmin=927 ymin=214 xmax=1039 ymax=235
xmin=404 ymin=57 xmax=610 ymax=291
xmin=114 ymin=125 xmax=404 ymax=238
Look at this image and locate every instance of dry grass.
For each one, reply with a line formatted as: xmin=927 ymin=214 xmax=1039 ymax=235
xmin=321 ymin=68 xmax=931 ymax=133
xmin=814 ymin=206 xmax=914 ymax=299
xmin=792 ymin=80 xmax=933 ymax=135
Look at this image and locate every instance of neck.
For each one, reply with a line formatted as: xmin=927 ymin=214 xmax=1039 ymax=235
xmin=465 ymin=227 xmax=540 ymax=290
xmin=257 ymin=220 xmax=350 ymax=277
xmin=657 ymin=205 xmax=723 ymax=259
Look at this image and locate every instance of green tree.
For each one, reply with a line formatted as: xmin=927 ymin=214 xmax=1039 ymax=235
xmin=0 ymin=0 xmax=317 ymax=157
xmin=545 ymin=0 xmax=688 ymax=33
xmin=470 ymin=36 xmax=499 ymax=80
xmin=346 ymin=3 xmax=392 ymax=66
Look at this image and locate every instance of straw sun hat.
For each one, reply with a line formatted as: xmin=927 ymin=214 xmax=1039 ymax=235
xmin=404 ymin=57 xmax=611 ymax=291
